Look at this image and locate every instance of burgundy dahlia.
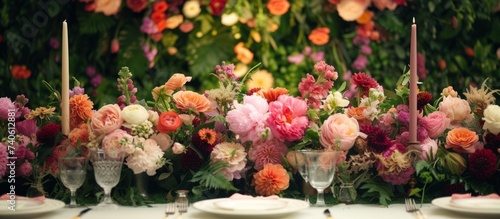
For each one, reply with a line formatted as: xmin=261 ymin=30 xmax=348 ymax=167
xmin=350 ymin=72 xmax=379 ymax=97
xmin=36 ymin=122 xmax=61 ymax=146
xmin=484 ymin=133 xmax=500 ymax=155
xmin=417 ymin=91 xmax=432 ymax=111
xmin=468 ymin=149 xmax=498 ymax=180
xmin=191 ymin=128 xmax=217 ymax=157
xmin=361 ymin=125 xmax=391 ymax=153
xmin=180 ymin=148 xmax=204 ymax=171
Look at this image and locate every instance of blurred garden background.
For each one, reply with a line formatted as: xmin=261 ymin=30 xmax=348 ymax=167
xmin=1 ymin=0 xmax=499 ymax=107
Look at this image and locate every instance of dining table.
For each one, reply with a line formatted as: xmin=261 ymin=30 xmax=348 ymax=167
xmin=2 ymin=200 xmax=499 ymax=219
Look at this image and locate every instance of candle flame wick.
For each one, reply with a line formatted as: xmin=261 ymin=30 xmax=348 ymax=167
xmin=412 ymin=17 xmax=415 ymax=24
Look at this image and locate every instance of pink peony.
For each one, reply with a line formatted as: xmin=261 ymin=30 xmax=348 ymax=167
xmin=266 ymin=95 xmax=309 ymax=142
xmin=150 ymin=133 xmax=173 ymax=151
xmin=0 ymin=97 xmax=15 ymax=119
xmin=439 ymin=96 xmax=471 ymax=127
xmin=319 ymin=113 xmax=359 ymax=151
xmin=421 ymin=111 xmax=450 ymax=138
xmin=126 ymin=139 xmax=164 ymax=175
xmin=91 ymin=104 xmax=123 ymax=136
xmin=248 ymin=139 xmax=288 ymax=170
xmin=102 ymin=129 xmax=133 ymax=158
xmin=227 ymin=95 xmax=269 ymax=143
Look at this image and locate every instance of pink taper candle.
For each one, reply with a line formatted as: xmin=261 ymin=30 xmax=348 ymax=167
xmin=61 ymin=20 xmax=70 ymax=136
xmin=409 ymin=18 xmax=418 ymax=143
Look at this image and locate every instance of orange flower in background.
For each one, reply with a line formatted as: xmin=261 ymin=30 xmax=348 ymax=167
xmin=257 ymin=87 xmax=289 ymax=103
xmin=346 ymin=106 xmax=369 ymax=125
xmin=234 ymin=42 xmax=254 ymax=64
xmin=254 ymin=163 xmax=289 ymax=196
xmin=266 ymin=0 xmax=290 ymax=16
xmin=337 ymin=0 xmax=370 ymax=21
xmin=308 ymin=27 xmax=330 ymax=45
xmin=94 ymin=0 xmax=122 ymax=16
xmin=164 ymin=73 xmax=192 ymax=93
xmin=172 ymin=91 xmax=211 ymax=113
xmin=69 ymin=94 xmax=94 ymax=129
xmin=11 ymin=65 xmax=31 ymax=79
xmin=356 ymin=10 xmax=374 ymax=24
xmin=151 ymin=11 xmax=166 ymax=23
xmin=69 ymin=123 xmax=90 ymax=146
xmin=157 ymin=111 xmax=182 ymax=133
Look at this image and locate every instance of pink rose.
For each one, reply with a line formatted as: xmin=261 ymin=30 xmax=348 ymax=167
xmin=91 ymin=104 xmax=123 ymax=136
xmin=0 ymin=97 xmax=15 ymax=119
xmin=319 ymin=113 xmax=359 ymax=151
xmin=420 ymin=138 xmax=438 ymax=160
xmin=172 ymin=142 xmax=186 ymax=154
xmin=95 ymin=0 xmax=122 ymax=16
xmin=439 ymin=96 xmax=471 ymax=127
xmin=421 ymin=111 xmax=450 ymax=138
xmin=102 ymin=129 xmax=133 ymax=158
xmin=150 ymin=133 xmax=173 ymax=151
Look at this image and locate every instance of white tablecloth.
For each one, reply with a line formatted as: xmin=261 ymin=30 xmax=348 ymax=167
xmin=3 ymin=202 xmax=499 ymax=219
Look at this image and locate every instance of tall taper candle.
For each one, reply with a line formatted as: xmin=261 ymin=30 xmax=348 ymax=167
xmin=409 ymin=18 xmax=418 ymax=143
xmin=61 ymin=20 xmax=70 ymax=136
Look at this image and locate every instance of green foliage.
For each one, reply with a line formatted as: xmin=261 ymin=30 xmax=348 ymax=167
xmin=360 ymin=178 xmax=394 ymax=207
xmin=190 ymin=161 xmax=239 ymax=196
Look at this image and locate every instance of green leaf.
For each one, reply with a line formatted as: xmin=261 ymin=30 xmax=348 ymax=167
xmin=189 ymin=161 xmax=239 ymax=191
xmin=360 ymin=178 xmax=394 ymax=206
xmin=78 ymin=13 xmax=117 ymax=34
xmin=415 ymin=160 xmax=429 ymax=174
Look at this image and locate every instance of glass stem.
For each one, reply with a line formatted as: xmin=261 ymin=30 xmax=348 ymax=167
xmin=316 ymin=189 xmax=326 ymax=207
xmin=304 ymin=181 xmax=310 ymax=203
xmin=69 ymin=189 xmax=77 ymax=208
xmin=102 ymin=187 xmax=113 ymax=204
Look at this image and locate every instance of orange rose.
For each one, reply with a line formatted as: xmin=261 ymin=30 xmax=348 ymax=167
xmin=308 ymin=27 xmax=330 ymax=46
xmin=346 ymin=106 xmax=369 ymax=125
xmin=11 ymin=65 xmax=31 ymax=79
xmin=266 ymin=0 xmax=290 ymax=16
xmin=254 ymin=163 xmax=289 ymax=196
xmin=157 ymin=111 xmax=182 ymax=133
xmin=234 ymin=42 xmax=254 ymax=64
xmin=94 ymin=0 xmax=122 ymax=16
xmin=356 ymin=10 xmax=373 ymax=24
xmin=172 ymin=91 xmax=211 ymax=113
xmin=164 ymin=73 xmax=192 ymax=94
xmin=445 ymin=127 xmax=480 ymax=153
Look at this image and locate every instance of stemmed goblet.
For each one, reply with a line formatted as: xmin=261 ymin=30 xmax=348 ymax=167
xmin=292 ymin=150 xmax=310 ymax=203
xmin=58 ymin=156 xmax=88 ymax=208
xmin=91 ymin=149 xmax=124 ymax=209
xmin=303 ymin=150 xmax=339 ymax=207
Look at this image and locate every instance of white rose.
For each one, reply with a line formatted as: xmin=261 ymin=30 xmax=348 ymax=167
xmin=337 ymin=0 xmax=370 ymax=21
xmin=183 ymin=1 xmax=201 ymax=18
xmin=121 ymin=104 xmax=149 ymax=125
xmin=172 ymin=142 xmax=186 ymax=154
xmin=483 ymin=104 xmax=500 ymax=135
xmin=221 ymin=12 xmax=239 ymax=26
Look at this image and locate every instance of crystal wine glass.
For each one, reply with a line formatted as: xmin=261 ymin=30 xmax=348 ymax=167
xmin=91 ymin=149 xmax=124 ymax=209
xmin=293 ymin=150 xmax=310 ymax=203
xmin=58 ymin=156 xmax=88 ymax=208
xmin=303 ymin=150 xmax=338 ymax=207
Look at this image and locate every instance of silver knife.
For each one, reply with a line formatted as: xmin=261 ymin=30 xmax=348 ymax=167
xmin=324 ymin=209 xmax=333 ymax=219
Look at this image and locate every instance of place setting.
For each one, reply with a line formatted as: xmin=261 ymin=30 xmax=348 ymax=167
xmin=431 ymin=193 xmax=500 ymax=216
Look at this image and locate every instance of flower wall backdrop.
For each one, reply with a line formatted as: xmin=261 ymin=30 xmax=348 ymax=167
xmin=1 ymin=0 xmax=499 ymax=107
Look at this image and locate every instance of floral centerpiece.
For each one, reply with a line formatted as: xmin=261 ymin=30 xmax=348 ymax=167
xmin=1 ymin=60 xmax=499 ymax=206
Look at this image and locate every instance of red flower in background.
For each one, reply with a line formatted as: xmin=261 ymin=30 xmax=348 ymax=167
xmin=11 ymin=65 xmax=32 ymax=79
xmin=209 ymin=0 xmax=227 ymax=16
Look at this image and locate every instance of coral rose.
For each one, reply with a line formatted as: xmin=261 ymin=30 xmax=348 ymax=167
xmin=320 ymin=113 xmax=360 ymax=151
xmin=95 ymin=0 xmax=122 ymax=16
xmin=254 ymin=163 xmax=289 ymax=196
xmin=337 ymin=0 xmax=370 ymax=21
xmin=482 ymin=104 xmax=500 ymax=135
xmin=266 ymin=0 xmax=290 ymax=16
xmin=157 ymin=111 xmax=182 ymax=133
xmin=421 ymin=111 xmax=450 ymax=138
xmin=172 ymin=91 xmax=211 ymax=113
xmin=234 ymin=42 xmax=254 ymax=64
xmin=91 ymin=104 xmax=123 ymax=136
xmin=308 ymin=27 xmax=330 ymax=46
xmin=445 ymin=127 xmax=480 ymax=153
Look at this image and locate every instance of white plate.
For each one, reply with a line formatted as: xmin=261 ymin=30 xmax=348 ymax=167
xmin=0 ymin=198 xmax=65 ymax=216
xmin=432 ymin=197 xmax=500 ymax=215
xmin=450 ymin=198 xmax=500 ymax=210
xmin=193 ymin=198 xmax=309 ymax=217
xmin=214 ymin=199 xmax=288 ymax=210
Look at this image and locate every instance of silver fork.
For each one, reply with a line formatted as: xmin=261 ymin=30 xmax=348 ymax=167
xmin=405 ymin=198 xmax=426 ymax=219
xmin=163 ymin=203 xmax=176 ymax=219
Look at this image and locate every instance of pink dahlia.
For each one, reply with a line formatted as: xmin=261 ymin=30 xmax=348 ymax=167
xmin=248 ymin=139 xmax=288 ymax=170
xmin=377 ymin=142 xmax=414 ymax=185
xmin=226 ymin=95 xmax=269 ymax=143
xmin=266 ymin=95 xmax=309 ymax=142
